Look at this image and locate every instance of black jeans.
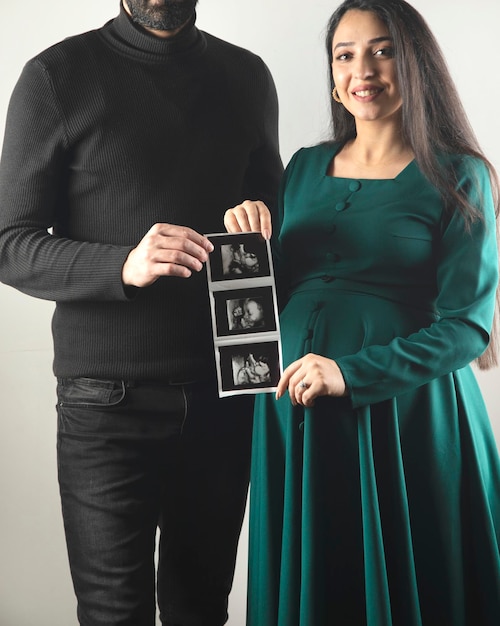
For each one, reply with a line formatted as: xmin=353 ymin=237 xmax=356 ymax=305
xmin=56 ymin=377 xmax=254 ymax=626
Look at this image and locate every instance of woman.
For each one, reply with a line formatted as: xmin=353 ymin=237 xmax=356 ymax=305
xmin=226 ymin=0 xmax=500 ymax=624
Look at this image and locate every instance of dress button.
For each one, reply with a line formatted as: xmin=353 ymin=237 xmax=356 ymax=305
xmin=349 ymin=180 xmax=362 ymax=192
xmin=335 ymin=202 xmax=348 ymax=212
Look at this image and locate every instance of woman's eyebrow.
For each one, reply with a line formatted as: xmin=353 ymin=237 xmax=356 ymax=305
xmin=333 ymin=36 xmax=393 ymax=51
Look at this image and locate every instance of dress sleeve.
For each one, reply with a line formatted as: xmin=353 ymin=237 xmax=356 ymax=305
xmin=0 ymin=59 xmax=134 ymax=303
xmin=336 ymin=158 xmax=499 ymax=408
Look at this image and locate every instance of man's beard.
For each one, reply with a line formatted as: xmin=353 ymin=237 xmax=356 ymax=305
xmin=126 ymin=0 xmax=198 ymax=31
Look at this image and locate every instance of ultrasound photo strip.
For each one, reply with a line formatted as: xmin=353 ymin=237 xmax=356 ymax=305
xmin=214 ymin=286 xmax=277 ymax=337
xmin=206 ymin=231 xmax=271 ymax=283
xmin=205 ymin=232 xmax=283 ymax=397
xmin=217 ymin=341 xmax=281 ymax=394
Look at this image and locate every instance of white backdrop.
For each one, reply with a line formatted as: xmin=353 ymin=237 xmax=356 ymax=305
xmin=1 ymin=2 xmax=498 ymax=625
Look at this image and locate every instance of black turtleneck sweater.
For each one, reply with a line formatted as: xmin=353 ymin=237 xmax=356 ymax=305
xmin=0 ymin=7 xmax=283 ymax=382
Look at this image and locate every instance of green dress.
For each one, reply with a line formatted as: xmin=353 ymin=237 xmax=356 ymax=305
xmin=248 ymin=143 xmax=500 ymax=626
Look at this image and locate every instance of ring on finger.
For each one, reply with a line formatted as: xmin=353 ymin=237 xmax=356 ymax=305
xmin=298 ymin=379 xmax=309 ymax=389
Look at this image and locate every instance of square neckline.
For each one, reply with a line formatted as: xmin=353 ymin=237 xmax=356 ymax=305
xmin=324 ymin=143 xmax=415 ymax=182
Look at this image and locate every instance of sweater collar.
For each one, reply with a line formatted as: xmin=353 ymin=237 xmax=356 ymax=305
xmin=102 ymin=2 xmax=207 ymax=61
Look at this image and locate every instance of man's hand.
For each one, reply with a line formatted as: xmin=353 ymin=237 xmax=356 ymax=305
xmin=122 ymin=223 xmax=214 ymax=287
xmin=224 ymin=200 xmax=272 ymax=240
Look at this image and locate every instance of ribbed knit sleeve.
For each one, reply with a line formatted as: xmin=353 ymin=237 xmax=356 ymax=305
xmin=240 ymin=59 xmax=282 ymax=209
xmin=0 ymin=58 xmax=133 ymax=302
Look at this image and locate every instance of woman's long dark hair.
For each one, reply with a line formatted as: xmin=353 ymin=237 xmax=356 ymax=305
xmin=325 ymin=0 xmax=499 ymax=369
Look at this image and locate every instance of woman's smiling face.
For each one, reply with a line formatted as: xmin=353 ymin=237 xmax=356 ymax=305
xmin=331 ymin=9 xmax=403 ymax=125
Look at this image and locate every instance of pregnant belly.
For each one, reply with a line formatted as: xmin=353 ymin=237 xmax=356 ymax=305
xmin=280 ymin=284 xmax=437 ymax=363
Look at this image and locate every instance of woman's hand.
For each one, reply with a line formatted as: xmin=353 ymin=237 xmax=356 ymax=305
xmin=224 ymin=200 xmax=272 ymax=240
xmin=276 ymin=353 xmax=348 ymax=407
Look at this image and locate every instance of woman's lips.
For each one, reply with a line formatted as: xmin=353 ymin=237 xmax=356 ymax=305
xmin=352 ymin=86 xmax=383 ymax=100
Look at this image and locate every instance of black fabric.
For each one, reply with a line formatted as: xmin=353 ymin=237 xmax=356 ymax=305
xmin=0 ymin=6 xmax=282 ymax=382
xmin=57 ymin=377 xmax=254 ymax=625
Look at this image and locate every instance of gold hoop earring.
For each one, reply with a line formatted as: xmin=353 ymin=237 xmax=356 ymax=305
xmin=332 ymin=87 xmax=342 ymax=103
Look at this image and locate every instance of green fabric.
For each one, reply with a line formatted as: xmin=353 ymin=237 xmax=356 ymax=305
xmin=248 ymin=143 xmax=500 ymax=625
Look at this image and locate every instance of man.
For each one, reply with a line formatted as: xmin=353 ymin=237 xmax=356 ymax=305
xmin=0 ymin=1 xmax=282 ymax=624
